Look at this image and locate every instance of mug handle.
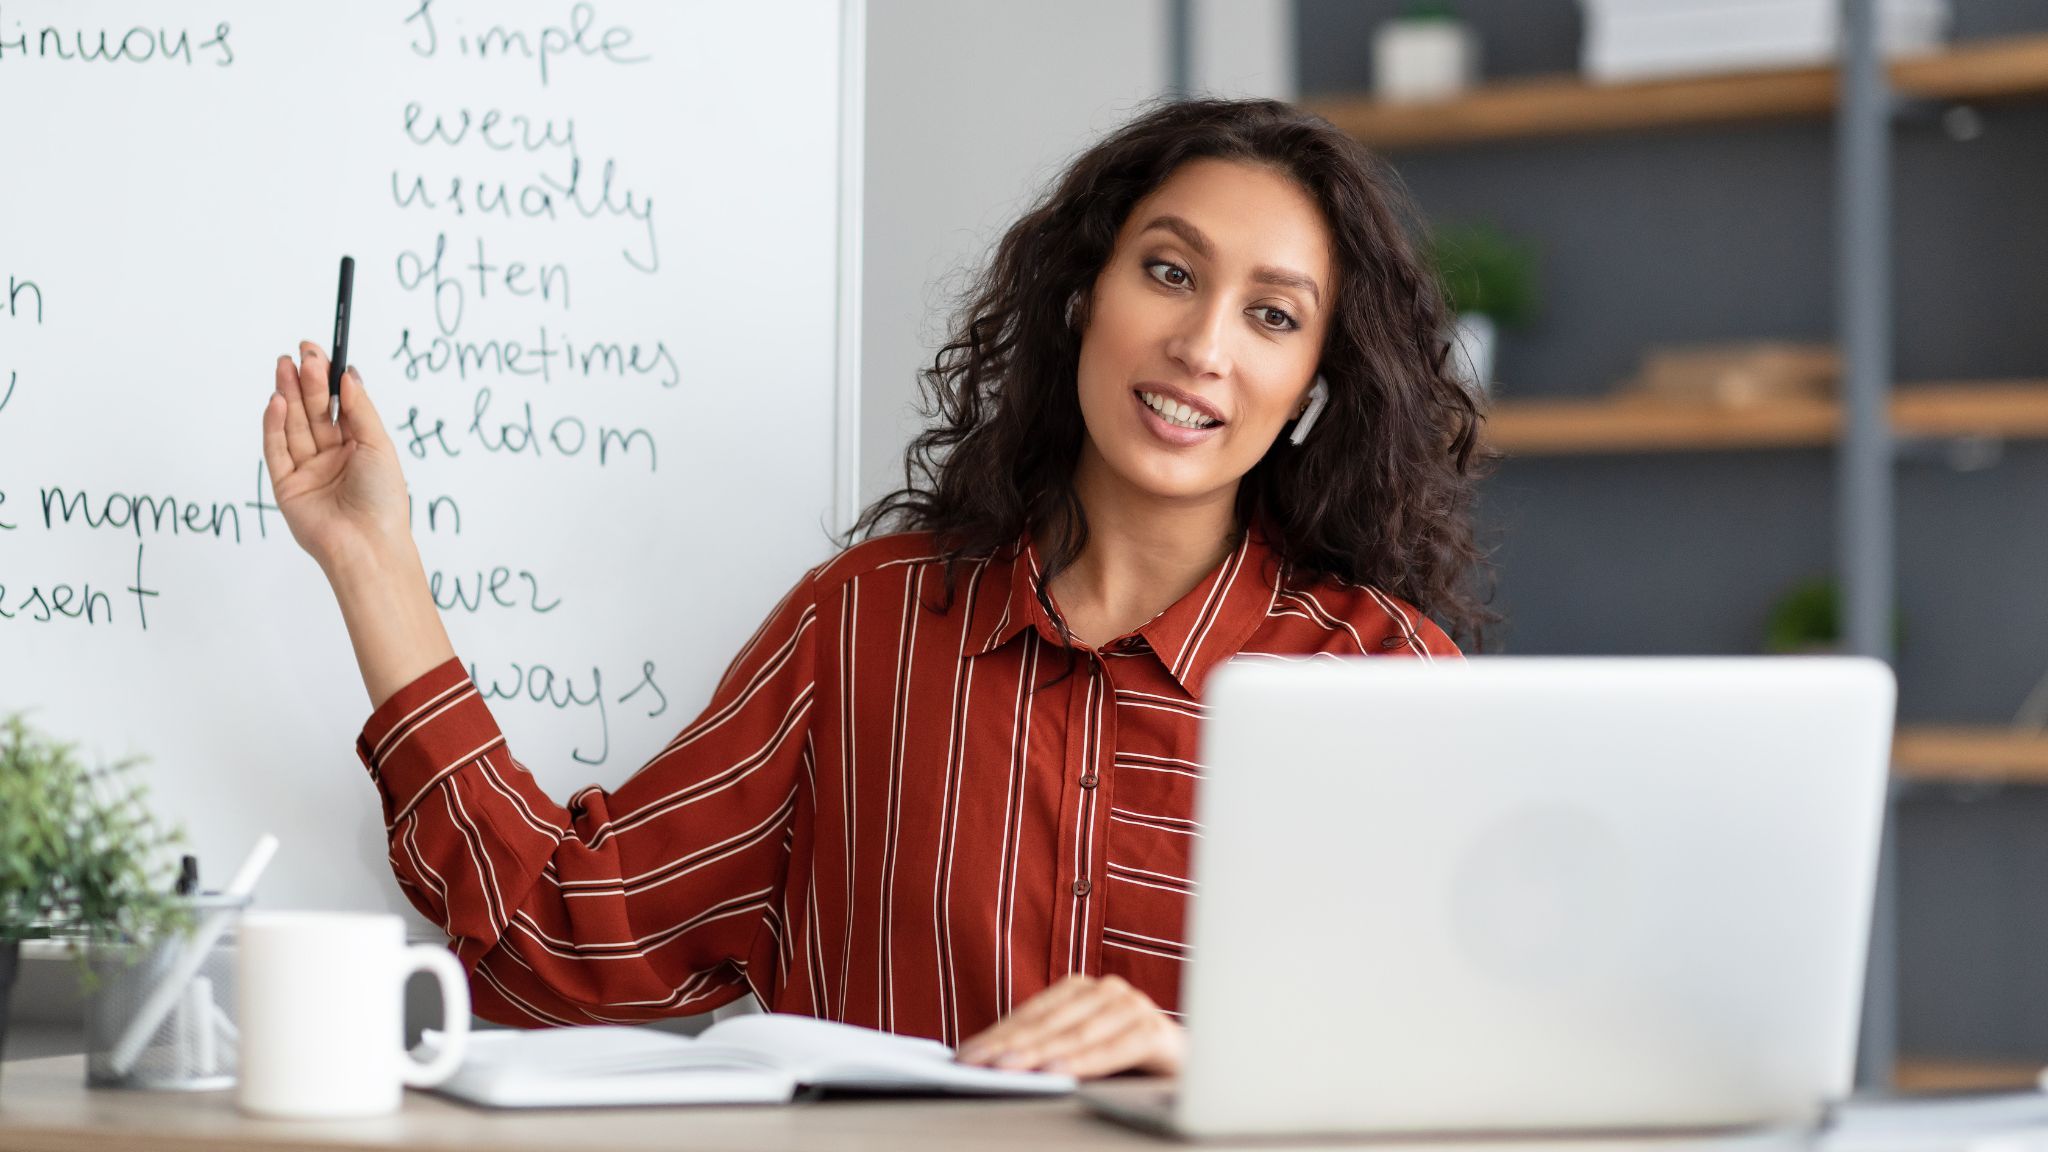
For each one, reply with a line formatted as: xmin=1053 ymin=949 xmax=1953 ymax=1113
xmin=398 ymin=943 xmax=471 ymax=1088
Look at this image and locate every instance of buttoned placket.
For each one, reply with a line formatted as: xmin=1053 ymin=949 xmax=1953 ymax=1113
xmin=1045 ymin=635 xmax=1132 ymax=985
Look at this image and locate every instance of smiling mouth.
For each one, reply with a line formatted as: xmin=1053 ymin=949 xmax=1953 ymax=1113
xmin=1136 ymin=389 xmax=1222 ymax=430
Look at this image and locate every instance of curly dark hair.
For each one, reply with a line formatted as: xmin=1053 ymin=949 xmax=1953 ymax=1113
xmin=852 ymin=97 xmax=1498 ymax=649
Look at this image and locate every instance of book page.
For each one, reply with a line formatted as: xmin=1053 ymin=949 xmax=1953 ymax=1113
xmin=702 ymin=1014 xmax=1075 ymax=1096
xmin=417 ymin=1027 xmax=797 ymax=1109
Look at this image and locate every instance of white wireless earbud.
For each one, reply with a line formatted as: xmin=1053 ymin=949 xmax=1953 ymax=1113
xmin=1289 ymin=375 xmax=1330 ymax=446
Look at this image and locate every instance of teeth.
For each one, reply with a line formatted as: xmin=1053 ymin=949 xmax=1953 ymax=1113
xmin=1140 ymin=391 xmax=1218 ymax=430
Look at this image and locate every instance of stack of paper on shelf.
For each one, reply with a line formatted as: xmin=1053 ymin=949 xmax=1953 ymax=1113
xmin=1579 ymin=0 xmax=1950 ymax=82
xmin=1623 ymin=342 xmax=1839 ymax=407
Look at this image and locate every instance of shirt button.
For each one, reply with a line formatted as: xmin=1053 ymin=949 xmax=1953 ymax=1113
xmin=1113 ymin=636 xmax=1147 ymax=653
xmin=1079 ymin=774 xmax=1099 ymax=790
xmin=1072 ymin=878 xmax=1093 ymax=897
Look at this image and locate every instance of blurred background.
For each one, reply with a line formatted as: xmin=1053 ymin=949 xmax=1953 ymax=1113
xmin=862 ymin=0 xmax=2048 ymax=1091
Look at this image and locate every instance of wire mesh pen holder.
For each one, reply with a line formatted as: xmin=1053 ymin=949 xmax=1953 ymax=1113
xmin=85 ymin=893 xmax=250 ymax=1091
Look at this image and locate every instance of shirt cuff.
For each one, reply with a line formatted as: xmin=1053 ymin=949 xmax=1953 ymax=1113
xmin=355 ymin=657 xmax=507 ymax=828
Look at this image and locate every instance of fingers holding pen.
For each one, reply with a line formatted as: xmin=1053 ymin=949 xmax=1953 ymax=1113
xmin=275 ymin=353 xmax=317 ymax=466
xmin=262 ymin=381 xmax=295 ymax=485
xmin=297 ymin=340 xmax=342 ymax=450
xmin=336 ymin=366 xmax=390 ymax=453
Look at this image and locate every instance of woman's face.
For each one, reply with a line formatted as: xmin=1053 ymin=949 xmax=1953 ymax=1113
xmin=1074 ymin=157 xmax=1335 ymax=507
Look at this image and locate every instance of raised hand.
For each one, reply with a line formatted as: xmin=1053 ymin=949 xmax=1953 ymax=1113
xmin=261 ymin=341 xmax=455 ymax=709
xmin=262 ymin=341 xmax=410 ymax=574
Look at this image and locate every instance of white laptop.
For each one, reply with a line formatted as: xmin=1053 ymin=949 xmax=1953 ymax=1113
xmin=1084 ymin=657 xmax=1895 ymax=1141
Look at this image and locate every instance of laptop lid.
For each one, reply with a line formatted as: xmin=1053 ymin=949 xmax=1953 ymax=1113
xmin=1174 ymin=657 xmax=1894 ymax=1139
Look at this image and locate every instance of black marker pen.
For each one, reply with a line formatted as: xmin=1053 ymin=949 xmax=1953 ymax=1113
xmin=329 ymin=255 xmax=354 ymax=424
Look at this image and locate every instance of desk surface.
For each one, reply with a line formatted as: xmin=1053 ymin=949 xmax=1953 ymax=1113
xmin=0 ymin=1054 xmax=1834 ymax=1152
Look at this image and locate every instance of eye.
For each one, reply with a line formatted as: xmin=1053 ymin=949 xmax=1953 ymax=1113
xmin=1145 ymin=260 xmax=1191 ymax=289
xmin=1252 ymin=305 xmax=1299 ymax=332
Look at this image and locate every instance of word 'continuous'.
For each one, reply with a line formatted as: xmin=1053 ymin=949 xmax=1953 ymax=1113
xmin=0 ymin=18 xmax=233 ymax=66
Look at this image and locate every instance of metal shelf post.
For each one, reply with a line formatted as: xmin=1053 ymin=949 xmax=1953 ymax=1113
xmin=1838 ymin=0 xmax=1899 ymax=1089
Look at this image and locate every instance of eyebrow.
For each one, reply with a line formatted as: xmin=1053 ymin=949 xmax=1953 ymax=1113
xmin=1140 ymin=214 xmax=1323 ymax=306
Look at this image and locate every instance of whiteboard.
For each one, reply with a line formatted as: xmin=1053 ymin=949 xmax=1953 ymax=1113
xmin=0 ymin=1 xmax=863 ymax=914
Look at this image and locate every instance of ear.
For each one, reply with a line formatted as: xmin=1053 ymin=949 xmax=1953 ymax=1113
xmin=1289 ymin=375 xmax=1330 ymax=446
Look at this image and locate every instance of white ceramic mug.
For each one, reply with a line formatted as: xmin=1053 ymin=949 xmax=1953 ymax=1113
xmin=235 ymin=911 xmax=470 ymax=1118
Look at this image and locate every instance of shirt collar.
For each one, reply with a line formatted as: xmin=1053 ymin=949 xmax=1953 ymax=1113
xmin=969 ymin=522 xmax=1281 ymax=699
xmin=970 ymin=536 xmax=1058 ymax=657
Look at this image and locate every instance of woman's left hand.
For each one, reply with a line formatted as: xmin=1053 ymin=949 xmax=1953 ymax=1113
xmin=955 ymin=975 xmax=1185 ymax=1079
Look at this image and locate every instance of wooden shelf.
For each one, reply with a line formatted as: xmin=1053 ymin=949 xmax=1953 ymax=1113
xmin=1894 ymin=1054 xmax=2046 ymax=1092
xmin=1306 ymin=34 xmax=2048 ymax=151
xmin=1894 ymin=725 xmax=2048 ymax=785
xmin=1481 ymin=380 xmax=2048 ymax=456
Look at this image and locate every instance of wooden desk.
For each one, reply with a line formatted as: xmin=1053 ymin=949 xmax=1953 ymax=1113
xmin=0 ymin=1055 xmax=1814 ymax=1152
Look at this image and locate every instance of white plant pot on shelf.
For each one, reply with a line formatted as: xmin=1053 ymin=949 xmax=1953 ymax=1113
xmin=1373 ymin=18 xmax=1479 ymax=103
xmin=1449 ymin=312 xmax=1497 ymax=395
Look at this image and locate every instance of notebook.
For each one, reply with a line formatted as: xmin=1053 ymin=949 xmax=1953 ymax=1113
xmin=413 ymin=1013 xmax=1077 ymax=1109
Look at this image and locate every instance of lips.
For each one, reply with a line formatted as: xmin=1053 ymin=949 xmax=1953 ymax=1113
xmin=1132 ymin=388 xmax=1225 ymax=446
xmin=1133 ymin=383 xmax=1225 ymax=428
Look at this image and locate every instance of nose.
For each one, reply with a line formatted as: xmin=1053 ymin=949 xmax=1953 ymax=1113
xmin=1164 ymin=297 xmax=1232 ymax=380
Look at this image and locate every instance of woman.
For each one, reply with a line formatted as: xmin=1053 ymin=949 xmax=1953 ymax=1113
xmin=262 ymin=98 xmax=1492 ymax=1081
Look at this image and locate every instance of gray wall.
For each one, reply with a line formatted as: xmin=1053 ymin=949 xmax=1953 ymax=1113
xmin=860 ymin=0 xmax=1171 ymax=513
xmin=1298 ymin=0 xmax=2048 ymax=1060
xmin=860 ymin=0 xmax=1294 ymax=513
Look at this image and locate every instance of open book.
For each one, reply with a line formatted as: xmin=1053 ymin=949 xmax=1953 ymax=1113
xmin=415 ymin=1013 xmax=1077 ymax=1109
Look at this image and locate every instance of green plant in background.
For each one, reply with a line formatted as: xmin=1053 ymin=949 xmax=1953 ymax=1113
xmin=1764 ymin=577 xmax=1905 ymax=654
xmin=0 ymin=713 xmax=189 ymax=953
xmin=1426 ymin=221 xmax=1538 ymax=327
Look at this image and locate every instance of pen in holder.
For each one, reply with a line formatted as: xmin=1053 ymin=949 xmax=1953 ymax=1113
xmin=85 ymin=892 xmax=250 ymax=1091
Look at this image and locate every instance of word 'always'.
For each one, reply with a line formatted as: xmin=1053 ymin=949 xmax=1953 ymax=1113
xmin=468 ymin=657 xmax=669 ymax=766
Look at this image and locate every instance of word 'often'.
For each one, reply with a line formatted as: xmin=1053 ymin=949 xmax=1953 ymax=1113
xmin=397 ymin=233 xmax=569 ymax=336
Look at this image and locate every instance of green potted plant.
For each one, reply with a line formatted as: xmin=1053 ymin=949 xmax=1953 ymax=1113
xmin=1764 ymin=577 xmax=1904 ymax=655
xmin=1426 ymin=221 xmax=1538 ymax=395
xmin=1 ymin=713 xmax=188 ymax=1078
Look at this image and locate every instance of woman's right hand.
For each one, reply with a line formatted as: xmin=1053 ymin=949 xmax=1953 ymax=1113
xmin=263 ymin=341 xmax=456 ymax=709
xmin=262 ymin=341 xmax=410 ymax=574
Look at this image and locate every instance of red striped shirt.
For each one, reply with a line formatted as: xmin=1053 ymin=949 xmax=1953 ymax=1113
xmin=357 ymin=525 xmax=1459 ymax=1044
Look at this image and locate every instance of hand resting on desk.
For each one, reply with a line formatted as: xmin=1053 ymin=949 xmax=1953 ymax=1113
xmin=956 ymin=974 xmax=1185 ymax=1079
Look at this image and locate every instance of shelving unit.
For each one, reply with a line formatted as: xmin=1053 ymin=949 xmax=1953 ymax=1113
xmin=1892 ymin=1056 xmax=2045 ymax=1093
xmin=1480 ymin=380 xmax=2048 ymax=455
xmin=1310 ymin=24 xmax=2048 ymax=1090
xmin=1894 ymin=726 xmax=2048 ymax=786
xmin=1305 ymin=33 xmax=2048 ymax=151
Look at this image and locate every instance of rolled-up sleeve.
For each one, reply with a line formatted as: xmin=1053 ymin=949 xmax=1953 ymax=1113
xmin=355 ymin=570 xmax=820 ymax=1027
